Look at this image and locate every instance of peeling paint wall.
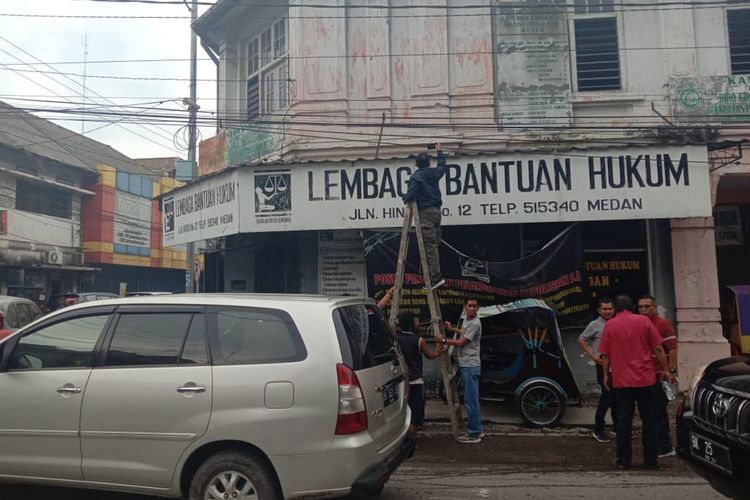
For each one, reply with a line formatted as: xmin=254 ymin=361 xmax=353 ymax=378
xmin=206 ymin=0 xmax=744 ymax=158
xmin=494 ymin=0 xmax=571 ymax=126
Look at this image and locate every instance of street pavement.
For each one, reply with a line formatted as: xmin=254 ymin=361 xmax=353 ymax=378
xmin=2 ymin=401 xmax=747 ymax=499
xmin=380 ymin=468 xmax=726 ymax=500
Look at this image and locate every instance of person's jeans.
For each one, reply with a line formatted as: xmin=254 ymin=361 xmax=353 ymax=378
xmin=595 ymin=364 xmax=617 ymax=435
xmin=656 ymin=388 xmax=673 ymax=453
xmin=613 ymin=383 xmax=660 ymax=467
xmin=419 ymin=206 xmax=442 ymax=284
xmin=460 ymin=366 xmax=482 ymax=437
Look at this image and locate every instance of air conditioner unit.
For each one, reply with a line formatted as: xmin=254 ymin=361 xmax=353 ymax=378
xmin=47 ymin=247 xmax=62 ymax=265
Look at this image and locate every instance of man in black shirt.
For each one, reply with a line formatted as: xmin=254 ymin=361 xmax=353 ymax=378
xmin=396 ymin=311 xmax=443 ymax=434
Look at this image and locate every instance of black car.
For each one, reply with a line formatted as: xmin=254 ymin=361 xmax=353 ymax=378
xmin=676 ymin=355 xmax=750 ymax=476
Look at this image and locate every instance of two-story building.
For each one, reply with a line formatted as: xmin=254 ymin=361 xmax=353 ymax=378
xmin=183 ymin=0 xmax=750 ymax=386
xmin=0 ymin=101 xmax=186 ymax=306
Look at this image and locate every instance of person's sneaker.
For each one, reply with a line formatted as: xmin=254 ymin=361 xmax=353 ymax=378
xmin=658 ymin=449 xmax=677 ymax=458
xmin=607 ymin=430 xmax=617 ymax=438
xmin=456 ymin=434 xmax=482 ymax=444
xmin=613 ymin=459 xmax=630 ymax=469
xmin=593 ymin=431 xmax=610 ymax=443
xmin=430 ymin=278 xmax=446 ymax=290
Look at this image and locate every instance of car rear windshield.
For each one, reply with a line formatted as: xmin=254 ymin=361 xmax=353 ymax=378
xmin=334 ymin=304 xmax=398 ymax=370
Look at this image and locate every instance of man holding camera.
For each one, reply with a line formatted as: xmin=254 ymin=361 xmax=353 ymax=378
xmin=402 ymin=143 xmax=448 ymax=289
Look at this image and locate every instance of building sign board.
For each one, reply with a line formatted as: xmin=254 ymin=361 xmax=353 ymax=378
xmin=163 ymin=170 xmax=240 ymax=246
xmin=494 ymin=0 xmax=572 ymax=126
xmin=114 ymin=191 xmax=151 ymax=249
xmin=226 ymin=125 xmax=277 ymax=166
xmin=670 ymin=75 xmax=750 ymax=121
xmin=318 ymin=230 xmax=367 ymax=296
xmin=166 ymin=146 xmax=711 ymax=243
xmin=714 ymin=205 xmax=744 ymax=246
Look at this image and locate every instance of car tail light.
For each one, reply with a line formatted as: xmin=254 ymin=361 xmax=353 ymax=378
xmin=335 ymin=363 xmax=368 ymax=435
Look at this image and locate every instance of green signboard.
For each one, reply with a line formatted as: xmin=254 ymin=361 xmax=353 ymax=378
xmin=671 ymin=75 xmax=750 ymax=122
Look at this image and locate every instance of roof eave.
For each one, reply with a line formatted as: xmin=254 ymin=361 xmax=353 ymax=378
xmin=192 ymin=0 xmax=242 ymax=45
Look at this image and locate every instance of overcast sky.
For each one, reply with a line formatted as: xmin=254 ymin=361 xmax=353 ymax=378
xmin=0 ymin=0 xmax=217 ymax=160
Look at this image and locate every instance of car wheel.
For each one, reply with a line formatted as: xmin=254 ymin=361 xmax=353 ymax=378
xmin=518 ymin=383 xmax=565 ymax=428
xmin=189 ymin=450 xmax=281 ymax=500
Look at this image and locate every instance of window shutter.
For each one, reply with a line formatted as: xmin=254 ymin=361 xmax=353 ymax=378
xmin=574 ymin=17 xmax=621 ymax=91
xmin=728 ymin=9 xmax=750 ymax=75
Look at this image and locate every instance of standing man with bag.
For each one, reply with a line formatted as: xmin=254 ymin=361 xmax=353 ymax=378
xmin=402 ymin=143 xmax=448 ymax=290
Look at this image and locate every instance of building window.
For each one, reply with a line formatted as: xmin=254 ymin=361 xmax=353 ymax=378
xmin=247 ymin=38 xmax=259 ymax=75
xmin=273 ymin=18 xmax=286 ymax=58
xmin=728 ymin=9 xmax=750 ymax=74
xmin=247 ymin=76 xmax=260 ymax=119
xmin=246 ymin=17 xmax=289 ymax=120
xmin=574 ymin=17 xmax=621 ymax=91
xmin=574 ymin=0 xmax=613 ymax=14
xmin=15 ymin=179 xmax=72 ymax=219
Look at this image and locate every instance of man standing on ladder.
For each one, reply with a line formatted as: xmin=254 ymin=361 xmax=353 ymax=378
xmin=402 ymin=143 xmax=447 ymax=289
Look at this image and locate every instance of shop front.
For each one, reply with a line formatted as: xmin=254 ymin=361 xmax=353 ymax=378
xmin=165 ymin=144 xmax=727 ymax=388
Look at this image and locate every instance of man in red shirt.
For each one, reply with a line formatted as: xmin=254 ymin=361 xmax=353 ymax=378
xmin=638 ymin=295 xmax=678 ymax=458
xmin=599 ymin=295 xmax=673 ymax=469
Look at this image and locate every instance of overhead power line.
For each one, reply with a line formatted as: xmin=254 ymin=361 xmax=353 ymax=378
xmin=3 ymin=1 xmax=748 ymax=19
xmin=74 ymin=0 xmax=750 ymax=9
xmin=9 ymin=104 xmax=744 ymax=131
xmin=0 ymin=37 xmax=184 ymax=154
xmin=0 ymin=40 xmax=743 ymax=82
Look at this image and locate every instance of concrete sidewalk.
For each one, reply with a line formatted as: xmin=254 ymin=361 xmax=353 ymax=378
xmin=425 ymin=399 xmax=600 ymax=427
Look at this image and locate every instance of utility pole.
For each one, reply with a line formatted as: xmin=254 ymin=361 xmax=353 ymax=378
xmin=185 ymin=0 xmax=198 ymax=293
xmin=81 ymin=31 xmax=88 ymax=134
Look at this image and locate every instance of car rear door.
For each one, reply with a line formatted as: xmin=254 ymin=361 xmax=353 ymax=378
xmin=80 ymin=305 xmax=212 ymax=488
xmin=205 ymin=305 xmax=329 ymax=455
xmin=334 ymin=303 xmax=408 ymax=449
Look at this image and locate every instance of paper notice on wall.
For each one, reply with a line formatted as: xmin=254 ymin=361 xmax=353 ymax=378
xmin=318 ymin=230 xmax=367 ymax=297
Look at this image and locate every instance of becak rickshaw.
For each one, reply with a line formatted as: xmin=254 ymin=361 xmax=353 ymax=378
xmin=444 ymin=298 xmax=581 ymax=427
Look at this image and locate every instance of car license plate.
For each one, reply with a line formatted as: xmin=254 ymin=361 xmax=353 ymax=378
xmin=382 ymin=380 xmax=399 ymax=407
xmin=690 ymin=432 xmax=733 ymax=474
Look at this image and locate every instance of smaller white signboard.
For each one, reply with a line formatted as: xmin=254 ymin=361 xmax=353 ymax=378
xmin=163 ymin=170 xmax=240 ymax=246
xmin=114 ymin=191 xmax=152 ymax=248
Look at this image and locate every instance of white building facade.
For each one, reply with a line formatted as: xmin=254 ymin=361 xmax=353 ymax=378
xmin=190 ymin=0 xmax=750 ymax=387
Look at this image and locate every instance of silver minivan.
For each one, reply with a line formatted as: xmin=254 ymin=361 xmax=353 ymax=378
xmin=0 ymin=294 xmax=413 ymax=499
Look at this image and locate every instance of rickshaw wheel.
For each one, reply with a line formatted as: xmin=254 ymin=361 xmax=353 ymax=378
xmin=518 ymin=383 xmax=565 ymax=428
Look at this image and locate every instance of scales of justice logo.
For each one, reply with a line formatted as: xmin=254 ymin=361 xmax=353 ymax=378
xmin=163 ymin=198 xmax=175 ymax=233
xmin=254 ymin=171 xmax=292 ymax=217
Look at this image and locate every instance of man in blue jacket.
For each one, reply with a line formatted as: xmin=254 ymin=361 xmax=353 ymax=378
xmin=402 ymin=144 xmax=447 ymax=289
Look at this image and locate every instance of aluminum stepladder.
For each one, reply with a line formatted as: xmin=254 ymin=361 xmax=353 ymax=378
xmin=388 ymin=202 xmax=463 ymax=437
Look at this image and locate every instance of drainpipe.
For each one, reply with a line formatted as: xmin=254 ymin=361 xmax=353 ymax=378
xmin=199 ymin=38 xmax=221 ymax=133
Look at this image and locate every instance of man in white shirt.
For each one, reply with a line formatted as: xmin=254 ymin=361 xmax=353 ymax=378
xmin=578 ymin=297 xmax=616 ymax=443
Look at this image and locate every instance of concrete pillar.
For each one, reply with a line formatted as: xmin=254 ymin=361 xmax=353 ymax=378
xmin=647 ymin=219 xmax=676 ymax=324
xmin=671 ymin=217 xmax=729 ymax=390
